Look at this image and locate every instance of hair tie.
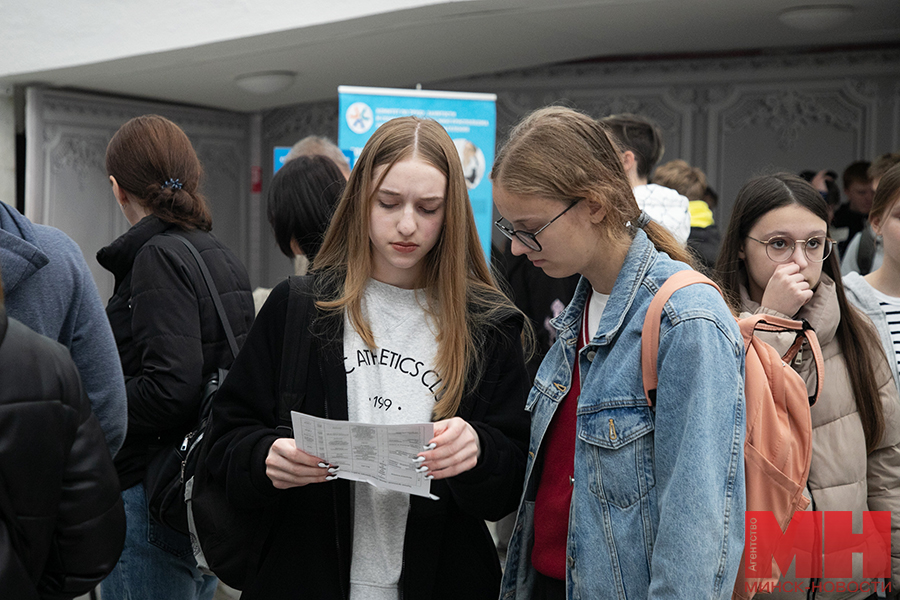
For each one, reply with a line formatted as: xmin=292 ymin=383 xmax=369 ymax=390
xmin=162 ymin=178 xmax=183 ymax=190
xmin=627 ymin=210 xmax=652 ymax=231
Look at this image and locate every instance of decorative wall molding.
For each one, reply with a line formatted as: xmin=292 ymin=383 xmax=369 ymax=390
xmin=38 ymin=89 xmax=248 ymax=137
xmin=49 ymin=133 xmax=108 ymax=177
xmin=197 ymin=142 xmax=242 ymax=182
xmin=261 ymin=100 xmax=339 ymax=144
xmin=25 ymin=87 xmax=253 ymax=297
xmin=722 ymin=89 xmax=861 ymax=152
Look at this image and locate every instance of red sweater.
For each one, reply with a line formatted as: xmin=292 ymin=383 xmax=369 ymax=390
xmin=531 ymin=324 xmax=583 ymax=580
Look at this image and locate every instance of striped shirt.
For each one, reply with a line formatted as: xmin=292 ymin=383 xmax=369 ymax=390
xmin=871 ymin=286 xmax=900 ymax=379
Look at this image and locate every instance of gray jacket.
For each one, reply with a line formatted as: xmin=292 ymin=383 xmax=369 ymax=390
xmin=0 ymin=202 xmax=127 ymax=456
xmin=843 ymin=271 xmax=900 ymax=393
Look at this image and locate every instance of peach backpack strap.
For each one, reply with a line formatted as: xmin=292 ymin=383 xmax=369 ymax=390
xmin=738 ymin=314 xmax=824 ymax=407
xmin=641 ymin=270 xmax=722 ymax=406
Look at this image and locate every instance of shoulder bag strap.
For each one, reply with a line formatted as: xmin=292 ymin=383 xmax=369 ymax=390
xmin=164 ymin=233 xmax=239 ymax=360
xmin=276 ymin=275 xmax=315 ymax=431
xmin=641 ymin=270 xmax=722 ymax=406
xmin=858 ymin=224 xmax=876 ymax=275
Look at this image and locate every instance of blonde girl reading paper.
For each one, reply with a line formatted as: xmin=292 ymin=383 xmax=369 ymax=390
xmin=204 ymin=116 xmax=531 ymax=600
xmin=494 ymin=106 xmax=746 ymax=600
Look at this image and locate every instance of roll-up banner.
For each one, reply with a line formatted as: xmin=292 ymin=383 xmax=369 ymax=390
xmin=338 ymin=85 xmax=497 ymax=260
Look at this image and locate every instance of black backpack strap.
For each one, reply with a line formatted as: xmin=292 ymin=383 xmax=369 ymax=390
xmin=857 ymin=224 xmax=876 ymax=275
xmin=164 ymin=233 xmax=239 ymax=360
xmin=275 ymin=275 xmax=315 ymax=433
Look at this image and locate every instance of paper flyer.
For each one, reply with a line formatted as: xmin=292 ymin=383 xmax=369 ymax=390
xmin=291 ymin=412 xmax=437 ymax=499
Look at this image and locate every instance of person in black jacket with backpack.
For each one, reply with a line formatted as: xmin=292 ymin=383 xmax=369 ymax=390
xmin=203 ymin=116 xmax=531 ymax=599
xmin=0 ymin=268 xmax=125 ymax=599
xmin=97 ymin=115 xmax=255 ymax=600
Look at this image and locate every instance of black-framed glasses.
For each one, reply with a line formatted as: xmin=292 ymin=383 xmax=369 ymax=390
xmin=494 ymin=199 xmax=581 ymax=252
xmin=746 ymin=235 xmax=834 ymax=263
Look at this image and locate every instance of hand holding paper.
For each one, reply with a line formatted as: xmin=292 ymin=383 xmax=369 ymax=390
xmin=291 ymin=412 xmax=438 ymax=499
xmin=265 ymin=438 xmax=331 ymax=489
xmin=416 ymin=417 xmax=481 ymax=479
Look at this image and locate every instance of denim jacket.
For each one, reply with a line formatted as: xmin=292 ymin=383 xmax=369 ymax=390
xmin=501 ymin=230 xmax=746 ymax=600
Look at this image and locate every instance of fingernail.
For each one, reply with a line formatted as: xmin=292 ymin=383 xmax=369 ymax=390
xmin=425 ymin=475 xmax=434 ymax=480
xmin=325 ymin=475 xmax=338 ymax=481
xmin=318 ymin=462 xmax=328 ymax=468
xmin=412 ymin=456 xmax=425 ymax=463
xmin=415 ymin=465 xmax=429 ymax=473
xmin=328 ymin=466 xmax=340 ymax=473
xmin=423 ymin=443 xmax=436 ymax=450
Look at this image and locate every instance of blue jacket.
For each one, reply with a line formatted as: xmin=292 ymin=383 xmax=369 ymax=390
xmin=501 ymin=229 xmax=746 ymax=600
xmin=0 ymin=202 xmax=126 ymax=457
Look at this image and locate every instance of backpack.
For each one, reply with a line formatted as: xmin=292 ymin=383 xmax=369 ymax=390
xmin=186 ymin=275 xmax=315 ymax=589
xmin=640 ymin=270 xmax=824 ymax=600
xmin=144 ymin=233 xmax=240 ymax=535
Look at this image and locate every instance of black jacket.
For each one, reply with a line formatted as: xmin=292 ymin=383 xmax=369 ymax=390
xmin=205 ymin=278 xmax=531 ymax=599
xmin=493 ymin=240 xmax=579 ymax=381
xmin=97 ymin=216 xmax=254 ymax=490
xmin=0 ymin=306 xmax=125 ymax=599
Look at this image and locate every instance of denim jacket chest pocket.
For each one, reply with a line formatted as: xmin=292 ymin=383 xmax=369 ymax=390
xmin=577 ymin=402 xmax=656 ymax=509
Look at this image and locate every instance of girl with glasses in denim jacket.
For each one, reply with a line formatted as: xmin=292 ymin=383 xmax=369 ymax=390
xmin=494 ymin=106 xmax=746 ymax=600
xmin=715 ymin=173 xmax=900 ymax=599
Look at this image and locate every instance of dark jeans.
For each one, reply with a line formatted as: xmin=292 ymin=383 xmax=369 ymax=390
xmin=534 ymin=571 xmax=566 ymax=600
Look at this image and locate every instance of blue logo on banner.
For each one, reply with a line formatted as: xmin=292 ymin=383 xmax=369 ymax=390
xmin=273 ymin=147 xmax=292 ymax=174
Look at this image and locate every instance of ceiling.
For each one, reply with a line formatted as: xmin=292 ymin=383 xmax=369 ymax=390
xmin=2 ymin=0 xmax=899 ymax=113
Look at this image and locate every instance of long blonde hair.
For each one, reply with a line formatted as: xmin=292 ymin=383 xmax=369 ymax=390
xmin=314 ymin=116 xmax=521 ymax=420
xmin=492 ymin=106 xmax=693 ymax=265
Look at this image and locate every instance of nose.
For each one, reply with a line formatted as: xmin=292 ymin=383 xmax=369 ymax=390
xmin=509 ymin=236 xmax=533 ymax=256
xmin=397 ymin=204 xmax=417 ymax=237
xmin=791 ymin=242 xmax=809 ymax=268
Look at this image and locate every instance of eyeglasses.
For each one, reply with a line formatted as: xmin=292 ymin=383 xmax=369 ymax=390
xmin=494 ymin=199 xmax=581 ymax=252
xmin=745 ymin=235 xmax=834 ymax=263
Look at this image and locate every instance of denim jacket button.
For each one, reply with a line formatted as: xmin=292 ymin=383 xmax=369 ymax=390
xmin=567 ymin=555 xmax=575 ymax=568
xmin=586 ymin=350 xmax=596 ymax=362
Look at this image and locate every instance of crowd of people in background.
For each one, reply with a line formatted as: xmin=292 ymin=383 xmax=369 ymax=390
xmin=2 ymin=105 xmax=899 ymax=600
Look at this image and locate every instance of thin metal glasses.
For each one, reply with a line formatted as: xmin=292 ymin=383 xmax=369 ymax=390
xmin=745 ymin=235 xmax=834 ymax=263
xmin=494 ymin=199 xmax=581 ymax=252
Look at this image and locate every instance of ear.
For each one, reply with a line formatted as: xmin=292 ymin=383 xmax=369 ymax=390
xmin=109 ymin=176 xmax=128 ymax=205
xmin=869 ymin=215 xmax=882 ymax=237
xmin=621 ymin=150 xmax=637 ymax=174
xmin=586 ymin=195 xmax=608 ymax=224
xmin=738 ymin=244 xmax=746 ymax=260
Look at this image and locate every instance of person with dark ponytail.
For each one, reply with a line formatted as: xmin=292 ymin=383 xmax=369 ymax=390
xmin=715 ymin=173 xmax=900 ymax=598
xmin=98 ymin=114 xmax=255 ymax=600
xmin=494 ymin=106 xmax=746 ymax=599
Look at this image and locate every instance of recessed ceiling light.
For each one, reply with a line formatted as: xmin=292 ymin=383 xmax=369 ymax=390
xmin=234 ymin=71 xmax=296 ymax=95
xmin=778 ymin=5 xmax=855 ymax=31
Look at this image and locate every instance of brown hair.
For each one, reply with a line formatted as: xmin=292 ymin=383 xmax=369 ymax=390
xmin=314 ymin=117 xmax=522 ymax=420
xmin=598 ymin=113 xmax=665 ymax=180
xmin=106 ymin=115 xmax=212 ymax=231
xmin=869 ymin=163 xmax=900 ymax=223
xmin=652 ymin=159 xmax=707 ymax=201
xmin=492 ymin=106 xmax=693 ymax=266
xmin=842 ymin=160 xmax=871 ymax=189
xmin=869 ymin=152 xmax=900 ymax=186
xmin=715 ymin=173 xmax=885 ymax=452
